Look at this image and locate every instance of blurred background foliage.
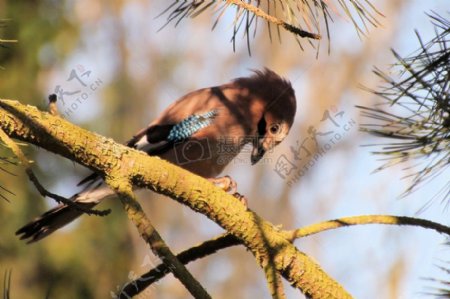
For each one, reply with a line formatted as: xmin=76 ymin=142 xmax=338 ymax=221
xmin=0 ymin=0 xmax=449 ymax=298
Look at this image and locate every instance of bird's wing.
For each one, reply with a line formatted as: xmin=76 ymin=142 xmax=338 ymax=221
xmin=77 ymin=109 xmax=218 ymax=187
xmin=76 ymin=124 xmax=174 ymax=187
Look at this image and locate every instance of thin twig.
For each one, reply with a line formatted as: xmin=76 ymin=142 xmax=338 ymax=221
xmin=118 ymin=233 xmax=238 ymax=298
xmin=0 ymin=128 xmax=110 ymax=216
xmin=226 ymin=0 xmax=321 ymax=39
xmin=3 ymin=269 xmax=11 ymax=299
xmin=284 ymin=215 xmax=450 ymax=240
xmin=48 ymin=94 xmax=59 ymax=116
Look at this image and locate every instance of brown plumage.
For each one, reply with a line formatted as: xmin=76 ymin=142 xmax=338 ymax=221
xmin=16 ymin=68 xmax=297 ymax=243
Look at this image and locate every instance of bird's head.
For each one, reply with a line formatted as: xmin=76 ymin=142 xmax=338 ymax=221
xmin=251 ymin=108 xmax=295 ymax=164
xmin=242 ymin=69 xmax=297 ymax=165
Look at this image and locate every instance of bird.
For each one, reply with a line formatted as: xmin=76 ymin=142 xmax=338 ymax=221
xmin=16 ymin=68 xmax=297 ymax=243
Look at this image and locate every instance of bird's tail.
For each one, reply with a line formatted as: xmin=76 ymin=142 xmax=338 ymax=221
xmin=15 ymin=201 xmax=96 ymax=243
xmin=16 ymin=185 xmax=115 ymax=243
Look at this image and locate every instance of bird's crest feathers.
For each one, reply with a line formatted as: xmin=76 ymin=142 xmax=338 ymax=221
xmin=233 ymin=68 xmax=296 ymax=127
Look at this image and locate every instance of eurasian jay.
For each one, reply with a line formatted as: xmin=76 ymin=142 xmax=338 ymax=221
xmin=16 ymin=68 xmax=297 ymax=243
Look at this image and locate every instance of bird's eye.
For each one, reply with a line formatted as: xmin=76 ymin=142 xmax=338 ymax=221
xmin=269 ymin=124 xmax=281 ymax=134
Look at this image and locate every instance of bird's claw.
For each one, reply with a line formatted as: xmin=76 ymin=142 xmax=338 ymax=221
xmin=209 ymin=176 xmax=248 ymax=207
xmin=208 ymin=175 xmax=237 ymax=194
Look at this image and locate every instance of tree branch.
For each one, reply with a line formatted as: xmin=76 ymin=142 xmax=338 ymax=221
xmin=0 ymin=126 xmax=109 ymax=215
xmin=226 ymin=0 xmax=321 ymax=39
xmin=123 ymin=214 xmax=450 ymax=296
xmin=106 ymin=178 xmax=211 ymax=299
xmin=284 ymin=215 xmax=450 ymax=240
xmin=118 ymin=234 xmax=238 ymax=298
xmin=0 ymin=99 xmax=351 ymax=298
xmin=263 ymin=262 xmax=287 ymax=299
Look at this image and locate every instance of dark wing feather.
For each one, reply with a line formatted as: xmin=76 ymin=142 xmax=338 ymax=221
xmin=78 ymin=124 xmax=175 ymax=187
xmin=126 ymin=124 xmax=174 ymax=147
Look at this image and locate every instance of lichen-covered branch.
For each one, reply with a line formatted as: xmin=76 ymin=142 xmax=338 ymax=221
xmin=0 ymin=99 xmax=351 ymax=299
xmin=263 ymin=262 xmax=287 ymax=299
xmin=118 ymin=234 xmax=239 ymax=298
xmin=0 ymin=100 xmax=209 ymax=297
xmin=0 ymin=127 xmax=109 ymax=215
xmin=124 ymin=214 xmax=450 ymax=296
xmin=284 ymin=215 xmax=450 ymax=240
xmin=106 ymin=178 xmax=211 ymax=299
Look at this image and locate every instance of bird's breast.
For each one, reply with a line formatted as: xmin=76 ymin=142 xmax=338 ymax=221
xmin=159 ymin=125 xmax=248 ymax=178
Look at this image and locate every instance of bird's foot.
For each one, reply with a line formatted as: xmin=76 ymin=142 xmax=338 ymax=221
xmin=208 ymin=175 xmax=248 ymax=207
xmin=208 ymin=176 xmax=248 ymax=208
xmin=208 ymin=175 xmax=237 ymax=194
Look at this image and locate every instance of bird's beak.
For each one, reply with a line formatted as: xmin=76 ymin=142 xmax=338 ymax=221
xmin=251 ymin=137 xmax=271 ymax=165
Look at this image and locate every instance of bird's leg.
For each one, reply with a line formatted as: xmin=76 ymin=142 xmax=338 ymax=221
xmin=208 ymin=176 xmax=248 ymax=207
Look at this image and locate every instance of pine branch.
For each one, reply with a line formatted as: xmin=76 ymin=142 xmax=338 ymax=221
xmin=359 ymin=12 xmax=450 ymax=204
xmin=107 ymin=179 xmax=211 ymax=299
xmin=423 ymin=259 xmax=450 ymax=298
xmin=159 ymin=0 xmax=382 ymax=52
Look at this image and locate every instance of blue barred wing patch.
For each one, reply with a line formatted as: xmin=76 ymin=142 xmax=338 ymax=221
xmin=167 ymin=110 xmax=218 ymax=142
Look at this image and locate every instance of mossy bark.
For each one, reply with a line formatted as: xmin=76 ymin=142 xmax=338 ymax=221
xmin=0 ymin=100 xmax=352 ymax=298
